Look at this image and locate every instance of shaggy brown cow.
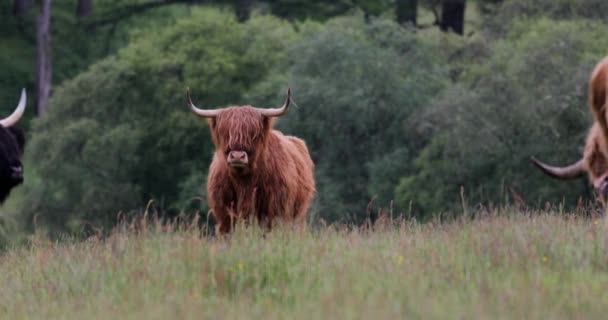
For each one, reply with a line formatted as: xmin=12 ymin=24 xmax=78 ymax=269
xmin=187 ymin=88 xmax=315 ymax=233
xmin=532 ymin=57 xmax=608 ymax=200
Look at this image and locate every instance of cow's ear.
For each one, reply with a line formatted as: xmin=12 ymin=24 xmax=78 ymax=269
xmin=207 ymin=119 xmax=223 ymax=147
xmin=8 ymin=127 xmax=25 ymax=154
xmin=262 ymin=117 xmax=275 ymax=133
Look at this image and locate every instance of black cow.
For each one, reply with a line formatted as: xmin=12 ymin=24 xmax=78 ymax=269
xmin=0 ymin=89 xmax=26 ymax=203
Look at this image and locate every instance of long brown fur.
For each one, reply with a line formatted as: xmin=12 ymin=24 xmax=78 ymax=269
xmin=205 ymin=106 xmax=315 ymax=233
xmin=572 ymin=123 xmax=608 ymax=193
xmin=584 ymin=58 xmax=608 ymax=190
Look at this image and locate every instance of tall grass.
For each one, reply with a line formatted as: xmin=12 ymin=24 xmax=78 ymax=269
xmin=1 ymin=210 xmax=608 ymax=319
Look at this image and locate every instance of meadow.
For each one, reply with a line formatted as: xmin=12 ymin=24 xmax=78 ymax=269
xmin=1 ymin=210 xmax=608 ymax=319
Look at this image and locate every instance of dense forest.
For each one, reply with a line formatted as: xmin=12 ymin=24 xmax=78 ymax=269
xmin=1 ymin=0 xmax=607 ymax=242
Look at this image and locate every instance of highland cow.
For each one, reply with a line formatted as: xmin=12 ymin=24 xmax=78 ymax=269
xmin=187 ymin=88 xmax=315 ymax=233
xmin=0 ymin=89 xmax=27 ymax=203
xmin=532 ymin=58 xmax=608 ymax=201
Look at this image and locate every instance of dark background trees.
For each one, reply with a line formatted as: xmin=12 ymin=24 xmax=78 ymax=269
xmin=76 ymin=0 xmax=94 ymax=19
xmin=0 ymin=0 xmax=607 ymax=242
xmin=13 ymin=0 xmax=31 ymax=17
xmin=396 ymin=0 xmax=417 ymax=26
xmin=439 ymin=0 xmax=466 ymax=34
xmin=36 ymin=0 xmax=52 ymax=116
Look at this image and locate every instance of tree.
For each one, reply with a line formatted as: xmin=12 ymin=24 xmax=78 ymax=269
xmin=36 ymin=0 xmax=52 ymax=116
xmin=265 ymin=0 xmax=352 ymax=21
xmin=354 ymin=0 xmax=392 ymax=21
xmin=439 ymin=0 xmax=465 ymax=34
xmin=91 ymin=0 xmax=256 ymax=26
xmin=76 ymin=0 xmax=93 ymax=19
xmin=420 ymin=0 xmax=466 ymax=34
xmin=12 ymin=0 xmax=31 ymax=17
xmin=256 ymin=16 xmax=449 ymax=221
xmin=90 ymin=0 xmax=196 ymax=27
xmin=480 ymin=0 xmax=608 ymax=34
xmin=477 ymin=0 xmax=503 ymax=15
xmin=234 ymin=0 xmax=254 ymax=22
xmin=396 ymin=0 xmax=417 ymax=26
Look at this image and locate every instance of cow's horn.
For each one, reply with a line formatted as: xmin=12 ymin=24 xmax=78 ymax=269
xmin=187 ymin=87 xmax=220 ymax=118
xmin=260 ymin=88 xmax=291 ymax=117
xmin=0 ymin=88 xmax=26 ymax=128
xmin=531 ymin=156 xmax=585 ymax=179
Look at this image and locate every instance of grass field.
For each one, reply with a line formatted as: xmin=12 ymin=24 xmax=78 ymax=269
xmin=1 ymin=211 xmax=608 ymax=319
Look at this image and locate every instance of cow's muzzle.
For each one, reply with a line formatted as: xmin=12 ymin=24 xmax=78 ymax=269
xmin=227 ymin=151 xmax=249 ymax=167
xmin=10 ymin=165 xmax=23 ymax=183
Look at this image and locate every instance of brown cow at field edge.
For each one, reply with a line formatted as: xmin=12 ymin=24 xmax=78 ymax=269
xmin=187 ymin=88 xmax=315 ymax=233
xmin=532 ymin=57 xmax=608 ymax=201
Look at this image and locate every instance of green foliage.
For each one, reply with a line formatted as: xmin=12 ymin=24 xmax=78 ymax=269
xmin=482 ymin=0 xmax=608 ymax=33
xmin=0 ymin=1 xmax=35 ymax=124
xmin=396 ymin=19 xmax=608 ymax=216
xmin=13 ymin=9 xmax=299 ymax=233
xmin=264 ymin=0 xmax=353 ymax=20
xmin=0 ymin=0 xmax=188 ymax=127
xmin=264 ymin=0 xmax=395 ymax=21
xmin=353 ymin=0 xmax=394 ymax=16
xmin=257 ymin=17 xmax=450 ymax=221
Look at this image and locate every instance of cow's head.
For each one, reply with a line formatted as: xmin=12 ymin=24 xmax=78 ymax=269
xmin=187 ymin=88 xmax=291 ymax=175
xmin=0 ymin=89 xmax=26 ymax=202
xmin=531 ymin=151 xmax=608 ymax=200
xmin=531 ymin=57 xmax=608 ymax=201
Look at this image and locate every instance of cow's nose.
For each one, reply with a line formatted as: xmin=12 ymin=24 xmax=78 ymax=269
xmin=228 ymin=151 xmax=247 ymax=161
xmin=10 ymin=165 xmax=23 ymax=180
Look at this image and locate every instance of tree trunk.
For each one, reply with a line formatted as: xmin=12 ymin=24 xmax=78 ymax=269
xmin=234 ymin=0 xmax=253 ymax=22
xmin=76 ymin=0 xmax=94 ymax=19
xmin=13 ymin=0 xmax=31 ymax=17
xmin=440 ymin=0 xmax=466 ymax=35
xmin=396 ymin=0 xmax=417 ymax=26
xmin=36 ymin=0 xmax=52 ymax=116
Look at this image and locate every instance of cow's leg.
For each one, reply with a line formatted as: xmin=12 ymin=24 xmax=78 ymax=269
xmin=212 ymin=207 xmax=234 ymax=235
xmin=292 ymin=202 xmax=308 ymax=233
